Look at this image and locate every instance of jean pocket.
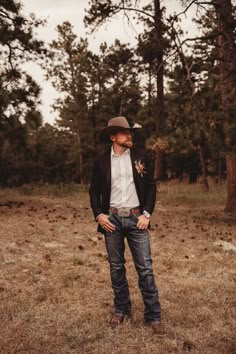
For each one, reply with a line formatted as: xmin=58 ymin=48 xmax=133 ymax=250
xmin=132 ymin=214 xmax=139 ymax=223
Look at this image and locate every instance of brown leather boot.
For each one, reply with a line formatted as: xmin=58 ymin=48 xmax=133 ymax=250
xmin=109 ymin=313 xmax=132 ymax=328
xmin=151 ymin=323 xmax=165 ymax=336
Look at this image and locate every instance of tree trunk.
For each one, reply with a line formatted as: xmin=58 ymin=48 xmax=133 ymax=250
xmin=148 ymin=64 xmax=152 ymax=117
xmin=119 ymin=95 xmax=124 ymax=116
xmin=198 ymin=144 xmax=209 ymax=191
xmin=154 ymin=0 xmax=165 ymax=135
xmin=225 ymin=154 xmax=236 ymax=214
xmin=153 ymin=0 xmax=165 ymax=180
xmin=79 ymin=150 xmax=84 ymax=185
xmin=217 ymin=154 xmax=224 ymax=183
xmin=154 ymin=148 xmax=164 ymax=180
xmin=76 ymin=131 xmax=84 ymax=185
xmin=214 ymin=0 xmax=236 ymax=213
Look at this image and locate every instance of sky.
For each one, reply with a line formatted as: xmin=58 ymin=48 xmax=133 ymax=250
xmin=21 ymin=0 xmax=198 ymax=124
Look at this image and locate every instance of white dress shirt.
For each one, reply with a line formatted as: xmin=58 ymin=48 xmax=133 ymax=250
xmin=110 ymin=147 xmax=139 ymax=208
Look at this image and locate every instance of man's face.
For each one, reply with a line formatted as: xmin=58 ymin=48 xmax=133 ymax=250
xmin=110 ymin=129 xmax=133 ymax=148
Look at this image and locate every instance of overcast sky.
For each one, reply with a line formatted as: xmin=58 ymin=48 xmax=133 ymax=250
xmin=21 ymin=0 xmax=198 ymax=124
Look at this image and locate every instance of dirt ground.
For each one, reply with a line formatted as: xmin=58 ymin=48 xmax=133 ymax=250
xmin=0 ymin=186 xmax=235 ymax=354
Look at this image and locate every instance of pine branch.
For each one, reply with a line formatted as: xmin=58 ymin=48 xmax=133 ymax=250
xmin=122 ymin=10 xmax=139 ymax=36
xmin=85 ymin=1 xmax=155 ymax=33
xmin=176 ymin=0 xmax=198 ymax=17
xmin=0 ymin=9 xmax=14 ymax=20
xmin=118 ymin=5 xmax=155 ymax=20
xmin=181 ymin=32 xmax=222 ymax=45
xmin=6 ymin=43 xmax=14 ymax=71
xmin=175 ymin=0 xmax=216 ymax=18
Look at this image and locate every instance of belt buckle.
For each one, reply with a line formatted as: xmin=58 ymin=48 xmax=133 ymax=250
xmin=118 ymin=207 xmax=130 ymax=217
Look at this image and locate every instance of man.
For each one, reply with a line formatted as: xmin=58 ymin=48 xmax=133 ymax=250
xmin=89 ymin=116 xmax=163 ymax=335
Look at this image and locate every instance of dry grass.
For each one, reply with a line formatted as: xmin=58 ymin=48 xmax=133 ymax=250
xmin=0 ymin=183 xmax=235 ymax=354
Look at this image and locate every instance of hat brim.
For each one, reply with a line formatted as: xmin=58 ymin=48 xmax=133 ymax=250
xmin=99 ymin=126 xmax=140 ymax=143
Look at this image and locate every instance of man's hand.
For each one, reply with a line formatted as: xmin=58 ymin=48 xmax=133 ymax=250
xmin=97 ymin=214 xmax=116 ymax=233
xmin=137 ymin=214 xmax=150 ymax=230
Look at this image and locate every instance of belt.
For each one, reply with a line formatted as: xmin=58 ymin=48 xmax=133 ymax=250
xmin=109 ymin=206 xmax=140 ymax=217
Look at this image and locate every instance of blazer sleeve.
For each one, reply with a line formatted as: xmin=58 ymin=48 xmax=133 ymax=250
xmin=89 ymin=158 xmax=103 ymax=219
xmin=142 ymin=152 xmax=156 ymax=215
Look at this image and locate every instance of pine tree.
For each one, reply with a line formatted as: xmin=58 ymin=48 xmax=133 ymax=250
xmin=0 ymin=0 xmax=45 ymax=186
xmin=214 ymin=0 xmax=236 ymax=213
xmin=179 ymin=0 xmax=236 ymax=211
xmin=45 ymin=22 xmax=93 ymax=184
xmin=84 ymin=0 xmax=166 ymax=178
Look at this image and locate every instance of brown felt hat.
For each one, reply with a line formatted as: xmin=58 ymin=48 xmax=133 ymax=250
xmin=99 ymin=116 xmax=142 ymax=143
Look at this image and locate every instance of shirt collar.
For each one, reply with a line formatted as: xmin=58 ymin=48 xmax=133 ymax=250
xmin=111 ymin=146 xmax=130 ymax=158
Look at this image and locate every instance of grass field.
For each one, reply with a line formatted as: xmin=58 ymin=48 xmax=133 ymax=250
xmin=0 ymin=183 xmax=235 ymax=354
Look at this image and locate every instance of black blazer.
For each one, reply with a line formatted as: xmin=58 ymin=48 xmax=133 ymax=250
xmin=89 ymin=148 xmax=156 ymax=233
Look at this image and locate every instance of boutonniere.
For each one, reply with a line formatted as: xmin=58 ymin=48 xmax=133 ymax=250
xmin=134 ymin=160 xmax=147 ymax=178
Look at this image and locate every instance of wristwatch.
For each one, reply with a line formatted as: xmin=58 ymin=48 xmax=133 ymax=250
xmin=143 ymin=210 xmax=151 ymax=219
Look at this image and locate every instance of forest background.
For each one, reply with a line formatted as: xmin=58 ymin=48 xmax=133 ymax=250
xmin=0 ymin=2 xmax=236 ymax=353
xmin=1 ymin=0 xmax=236 ymax=213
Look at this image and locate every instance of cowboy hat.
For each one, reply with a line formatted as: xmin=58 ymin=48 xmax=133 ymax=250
xmin=99 ymin=116 xmax=142 ymax=143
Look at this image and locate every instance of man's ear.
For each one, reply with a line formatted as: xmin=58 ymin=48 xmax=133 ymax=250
xmin=110 ymin=134 xmax=116 ymax=142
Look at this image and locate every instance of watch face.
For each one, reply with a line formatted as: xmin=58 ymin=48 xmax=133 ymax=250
xmin=143 ymin=211 xmax=150 ymax=218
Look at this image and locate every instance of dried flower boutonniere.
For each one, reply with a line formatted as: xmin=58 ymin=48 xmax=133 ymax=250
xmin=134 ymin=160 xmax=147 ymax=178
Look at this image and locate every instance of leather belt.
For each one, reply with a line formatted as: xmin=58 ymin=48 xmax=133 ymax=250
xmin=109 ymin=206 xmax=140 ymax=217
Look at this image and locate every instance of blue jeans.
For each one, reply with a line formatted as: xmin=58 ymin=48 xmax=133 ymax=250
xmin=104 ymin=212 xmax=161 ymax=324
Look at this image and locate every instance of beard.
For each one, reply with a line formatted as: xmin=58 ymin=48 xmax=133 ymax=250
xmin=119 ymin=140 xmax=133 ymax=148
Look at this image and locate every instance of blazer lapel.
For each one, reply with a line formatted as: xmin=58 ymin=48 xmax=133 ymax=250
xmin=130 ymin=149 xmax=139 ymax=189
